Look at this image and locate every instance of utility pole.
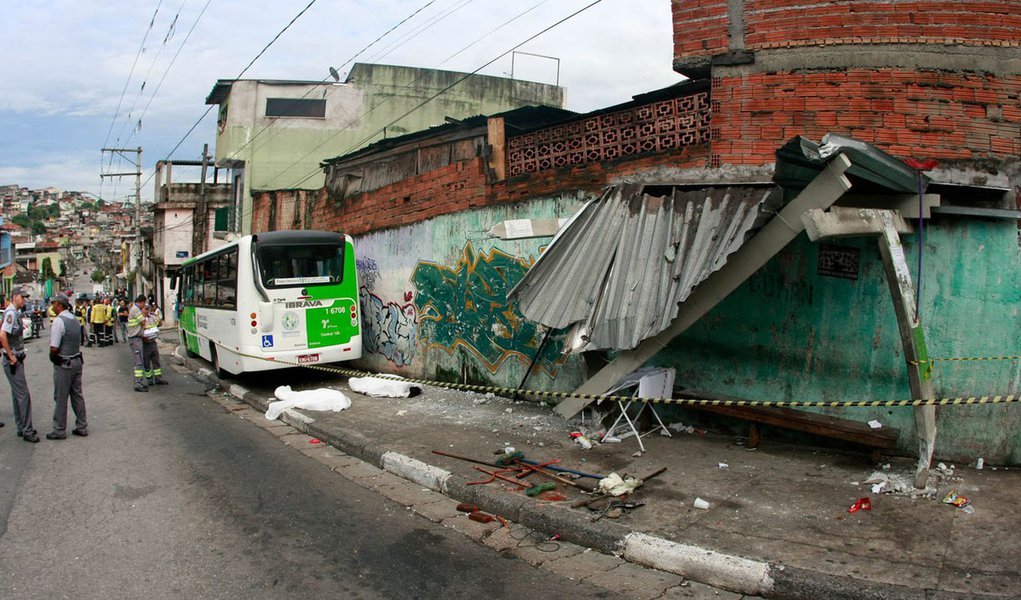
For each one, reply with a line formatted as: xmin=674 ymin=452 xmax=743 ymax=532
xmin=100 ymin=146 xmax=142 ymax=295
xmin=194 ymin=144 xmax=210 ymax=258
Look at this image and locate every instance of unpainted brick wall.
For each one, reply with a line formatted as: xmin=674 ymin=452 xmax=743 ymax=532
xmin=250 ymin=145 xmax=709 ymax=235
xmin=673 ymin=0 xmax=730 ymax=58
xmin=711 ymin=69 xmax=1021 ymax=165
xmin=675 ymin=0 xmax=1021 ymax=58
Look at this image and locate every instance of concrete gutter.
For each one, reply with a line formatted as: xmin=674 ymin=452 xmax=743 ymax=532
xmin=174 ymin=347 xmax=1004 ymax=600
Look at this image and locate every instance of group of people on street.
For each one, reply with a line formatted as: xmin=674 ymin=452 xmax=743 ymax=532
xmin=1 ymin=288 xmax=168 ymax=443
xmin=0 ymin=287 xmax=86 ymax=443
xmin=74 ymin=296 xmax=129 ymax=347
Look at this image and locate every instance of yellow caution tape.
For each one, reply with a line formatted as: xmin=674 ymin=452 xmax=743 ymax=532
xmin=911 ymin=355 xmax=1021 ymax=366
xmin=228 ymin=349 xmax=1019 ymax=409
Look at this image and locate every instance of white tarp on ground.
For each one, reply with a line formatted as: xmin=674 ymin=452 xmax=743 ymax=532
xmin=348 ymin=376 xmax=422 ymax=398
xmin=265 ymin=385 xmax=352 ymax=420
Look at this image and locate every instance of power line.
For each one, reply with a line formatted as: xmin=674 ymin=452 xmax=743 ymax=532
xmin=103 ymin=0 xmax=164 ymax=150
xmin=361 ymin=0 xmax=474 ymax=65
xmin=219 ymin=0 xmax=443 ymax=166
xmin=272 ymin=0 xmax=582 ymax=192
xmin=141 ymin=0 xmax=322 ymax=193
xmin=116 ymin=1 xmax=184 ymax=146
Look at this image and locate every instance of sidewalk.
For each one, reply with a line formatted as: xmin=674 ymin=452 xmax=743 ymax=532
xmin=175 ymin=349 xmax=1020 ymax=599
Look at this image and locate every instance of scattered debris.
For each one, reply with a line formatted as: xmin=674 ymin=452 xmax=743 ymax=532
xmin=693 ymin=497 xmax=711 ymax=510
xmin=975 ymin=457 xmax=984 ymax=470
xmin=718 ymin=462 xmax=729 ymax=470
xmin=308 ymin=438 xmax=322 ymax=445
xmin=597 ymin=473 xmax=642 ymax=496
xmin=848 ymin=497 xmax=872 ymax=513
xmin=942 ymin=489 xmax=970 ymax=509
xmin=469 ymin=511 xmax=495 ymax=523
xmin=525 ymin=482 xmax=557 ymax=497
xmin=867 ymin=420 xmax=883 ymax=429
xmin=669 ymin=422 xmax=696 ymax=434
xmin=456 ymin=503 xmax=479 ymax=513
xmin=570 ymin=432 xmax=593 ymax=449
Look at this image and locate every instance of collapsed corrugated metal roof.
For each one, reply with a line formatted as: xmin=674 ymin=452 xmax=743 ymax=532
xmin=508 ymin=183 xmax=780 ymax=352
xmin=774 ymin=133 xmax=929 ymax=199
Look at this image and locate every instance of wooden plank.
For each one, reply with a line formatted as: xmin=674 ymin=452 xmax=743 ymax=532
xmin=691 ymin=403 xmax=899 ymax=449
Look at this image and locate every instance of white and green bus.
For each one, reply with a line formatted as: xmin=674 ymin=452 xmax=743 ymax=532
xmin=176 ymin=230 xmax=362 ymax=375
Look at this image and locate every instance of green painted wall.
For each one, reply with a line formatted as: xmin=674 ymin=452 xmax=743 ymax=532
xmin=354 ymin=194 xmax=590 ymax=393
xmin=653 ymin=217 xmax=1021 ymax=463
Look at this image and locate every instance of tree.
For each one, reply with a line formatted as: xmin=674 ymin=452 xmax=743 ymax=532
xmin=31 ymin=221 xmax=47 ymax=236
xmin=59 ymin=262 xmax=67 ymax=278
xmin=91 ymin=269 xmax=105 ymax=284
xmin=41 ymin=257 xmax=57 ymax=280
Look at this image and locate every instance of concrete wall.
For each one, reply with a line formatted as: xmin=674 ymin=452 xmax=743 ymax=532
xmin=159 ymin=207 xmax=194 ymax=266
xmin=351 ymin=195 xmax=590 ymax=392
xmin=213 ymin=63 xmax=566 ymax=235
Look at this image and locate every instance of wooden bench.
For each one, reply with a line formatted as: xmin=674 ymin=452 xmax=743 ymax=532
xmin=682 ymin=391 xmax=900 ymax=462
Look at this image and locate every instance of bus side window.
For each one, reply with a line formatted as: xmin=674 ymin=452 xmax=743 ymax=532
xmin=204 ymin=259 xmax=218 ymax=305
xmin=184 ymin=269 xmax=194 ymax=304
xmin=218 ymin=251 xmax=237 ymax=309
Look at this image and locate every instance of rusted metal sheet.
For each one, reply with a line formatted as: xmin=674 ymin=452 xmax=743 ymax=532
xmin=508 ymin=184 xmax=776 ymax=352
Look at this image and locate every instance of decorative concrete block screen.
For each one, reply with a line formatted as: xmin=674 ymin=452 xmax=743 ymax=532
xmin=507 ymin=92 xmax=711 ymax=177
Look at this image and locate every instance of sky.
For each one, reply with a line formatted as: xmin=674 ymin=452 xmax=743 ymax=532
xmin=0 ymin=0 xmax=680 ymax=202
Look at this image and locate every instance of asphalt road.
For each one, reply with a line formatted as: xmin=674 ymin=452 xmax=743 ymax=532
xmin=0 ymin=328 xmax=623 ymax=599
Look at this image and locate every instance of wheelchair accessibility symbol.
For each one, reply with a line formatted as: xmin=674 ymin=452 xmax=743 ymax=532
xmin=261 ymin=335 xmax=274 ymax=348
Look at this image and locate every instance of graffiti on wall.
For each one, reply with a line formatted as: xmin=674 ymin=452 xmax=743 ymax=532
xmin=360 ymin=287 xmax=417 ymax=366
xmin=356 ymin=257 xmax=380 ymax=291
xmin=412 ymin=242 xmax=566 ymax=377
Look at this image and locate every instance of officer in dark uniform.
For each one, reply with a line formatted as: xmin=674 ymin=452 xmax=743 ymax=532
xmin=1 ymin=287 xmax=38 ymax=442
xmin=47 ymin=295 xmax=87 ymax=440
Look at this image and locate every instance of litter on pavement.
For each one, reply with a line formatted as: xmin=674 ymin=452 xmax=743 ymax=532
xmin=265 ymin=385 xmax=352 ymax=420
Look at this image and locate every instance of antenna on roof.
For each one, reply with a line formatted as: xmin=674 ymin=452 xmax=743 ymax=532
xmin=329 ymin=67 xmax=341 ymax=82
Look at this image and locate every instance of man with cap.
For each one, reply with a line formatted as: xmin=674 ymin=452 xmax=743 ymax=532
xmin=47 ymin=295 xmax=86 ymax=440
xmin=1 ymin=287 xmax=38 ymax=442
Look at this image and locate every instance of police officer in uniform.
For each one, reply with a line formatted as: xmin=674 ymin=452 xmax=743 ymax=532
xmin=1 ymin=287 xmax=38 ymax=442
xmin=47 ymin=295 xmax=87 ymax=440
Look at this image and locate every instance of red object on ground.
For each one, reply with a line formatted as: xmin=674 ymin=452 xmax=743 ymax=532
xmin=539 ymin=491 xmax=568 ymax=502
xmin=456 ymin=503 xmax=479 ymax=513
xmin=848 ymin=497 xmax=872 ymax=513
xmin=468 ymin=511 xmax=495 ymax=523
xmin=309 ymin=438 xmax=322 ymax=444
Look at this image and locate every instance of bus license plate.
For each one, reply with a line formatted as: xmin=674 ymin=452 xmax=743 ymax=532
xmin=297 ymin=353 xmax=320 ymax=364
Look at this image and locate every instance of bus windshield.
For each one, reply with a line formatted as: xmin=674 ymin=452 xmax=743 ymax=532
xmin=257 ymin=243 xmax=344 ymax=288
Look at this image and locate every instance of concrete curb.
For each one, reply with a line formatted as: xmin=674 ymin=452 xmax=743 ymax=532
xmin=174 ymin=348 xmax=1006 ymax=600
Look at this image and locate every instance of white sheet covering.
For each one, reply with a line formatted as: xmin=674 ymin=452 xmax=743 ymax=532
xmin=348 ymin=376 xmax=421 ymax=398
xmin=265 ymin=385 xmax=352 ymax=420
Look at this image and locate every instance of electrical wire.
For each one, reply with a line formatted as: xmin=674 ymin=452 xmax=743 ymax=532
xmin=272 ymin=0 xmax=593 ymax=192
xmin=219 ymin=0 xmax=442 ymax=166
xmin=129 ymin=0 xmax=213 ymax=143
xmin=102 ymin=0 xmax=164 ymax=150
xmin=140 ymin=0 xmax=322 ymax=194
xmin=114 ymin=1 xmax=183 ymax=146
